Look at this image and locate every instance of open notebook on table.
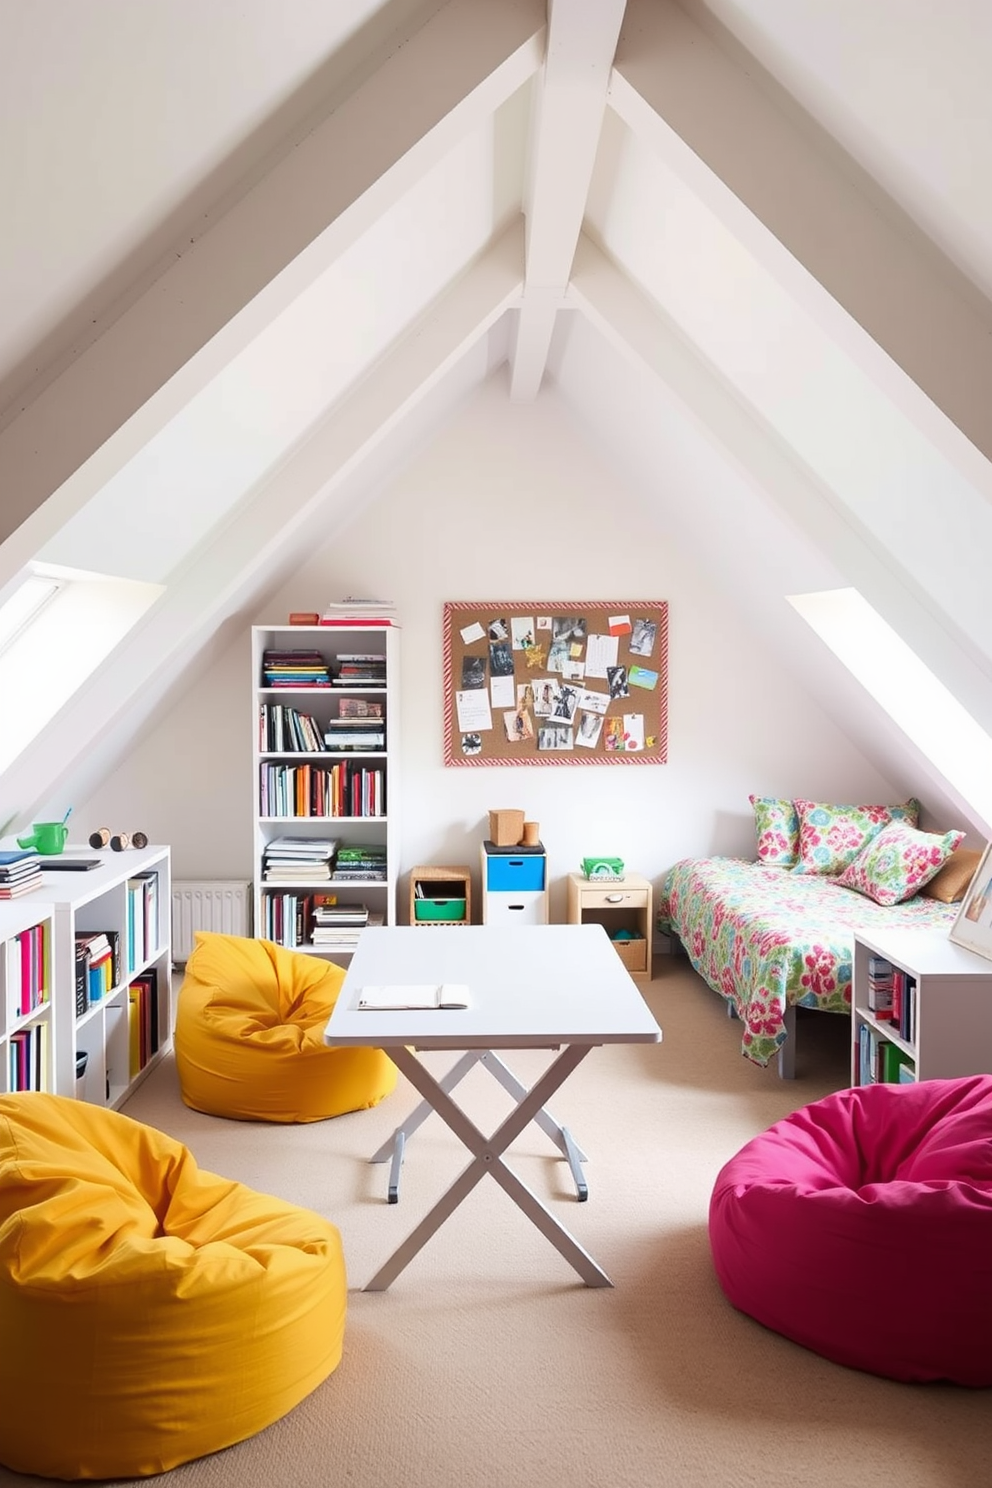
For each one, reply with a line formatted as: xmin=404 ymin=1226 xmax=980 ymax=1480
xmin=356 ymin=984 xmax=470 ymax=1010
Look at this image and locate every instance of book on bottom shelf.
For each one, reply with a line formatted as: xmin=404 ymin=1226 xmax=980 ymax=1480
xmin=8 ymin=1021 xmax=47 ymax=1091
xmin=878 ymin=1041 xmax=913 ymax=1084
xmin=858 ymin=1020 xmax=914 ymax=1085
xmin=127 ymin=970 xmax=160 ymax=1077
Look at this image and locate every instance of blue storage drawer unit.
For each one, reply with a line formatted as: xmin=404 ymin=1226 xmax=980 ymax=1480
xmin=485 ymin=852 xmax=546 ymax=892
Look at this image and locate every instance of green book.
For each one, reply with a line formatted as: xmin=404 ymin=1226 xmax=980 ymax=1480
xmin=879 ymin=1041 xmax=913 ymax=1083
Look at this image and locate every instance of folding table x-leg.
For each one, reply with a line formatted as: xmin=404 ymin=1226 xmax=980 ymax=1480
xmin=362 ymin=1041 xmax=608 ymax=1292
xmin=370 ymin=1046 xmax=589 ymax=1203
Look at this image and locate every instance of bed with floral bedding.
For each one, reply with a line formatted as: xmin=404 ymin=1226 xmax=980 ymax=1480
xmin=658 ymin=857 xmax=960 ymax=1071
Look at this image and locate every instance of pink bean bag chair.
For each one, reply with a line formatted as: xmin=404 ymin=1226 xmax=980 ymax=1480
xmin=709 ymin=1075 xmax=992 ymax=1385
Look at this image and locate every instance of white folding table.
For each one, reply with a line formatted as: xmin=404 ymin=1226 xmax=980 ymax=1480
xmin=323 ymin=923 xmax=662 ymax=1290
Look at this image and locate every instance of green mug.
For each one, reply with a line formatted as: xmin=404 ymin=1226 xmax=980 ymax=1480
xmin=17 ymin=822 xmax=69 ymax=855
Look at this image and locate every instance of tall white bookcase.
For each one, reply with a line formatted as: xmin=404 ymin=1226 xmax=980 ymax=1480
xmin=251 ymin=623 xmax=400 ymax=957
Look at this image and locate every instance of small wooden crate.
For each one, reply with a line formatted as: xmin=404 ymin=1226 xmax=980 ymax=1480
xmin=409 ymin=865 xmax=472 ymax=926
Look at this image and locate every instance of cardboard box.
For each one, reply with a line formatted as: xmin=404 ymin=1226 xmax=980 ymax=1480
xmin=488 ymin=809 xmax=525 ymax=847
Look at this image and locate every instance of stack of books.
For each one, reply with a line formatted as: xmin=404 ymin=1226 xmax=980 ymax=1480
xmin=310 ymin=899 xmax=383 ymax=948
xmin=330 ymin=844 xmax=388 ymax=882
xmin=323 ymin=700 xmax=385 ymax=751
xmin=261 ymin=649 xmax=333 ymax=687
xmin=0 ymin=850 xmax=43 ymax=898
xmin=262 ymin=835 xmax=339 ymax=881
xmin=321 ymin=598 xmax=397 ymax=626
xmin=332 ymin=653 xmax=387 ymax=687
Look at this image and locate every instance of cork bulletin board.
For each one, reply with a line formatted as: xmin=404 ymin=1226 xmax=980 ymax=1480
xmin=443 ymin=600 xmax=669 ymax=767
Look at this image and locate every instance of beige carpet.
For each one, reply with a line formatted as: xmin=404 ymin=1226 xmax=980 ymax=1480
xmin=6 ymin=958 xmax=992 ymax=1487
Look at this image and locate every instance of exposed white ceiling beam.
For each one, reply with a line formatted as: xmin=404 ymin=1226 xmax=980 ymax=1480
xmin=509 ymin=0 xmax=626 ymax=401
xmin=567 ymin=232 xmax=992 ymax=744
xmin=611 ymin=0 xmax=992 ymax=504
xmin=0 ymin=222 xmax=524 ymax=828
xmin=0 ymin=0 xmax=544 ymax=567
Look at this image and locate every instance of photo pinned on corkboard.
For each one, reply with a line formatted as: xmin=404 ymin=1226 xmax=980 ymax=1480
xmin=442 ymin=600 xmax=668 ymax=767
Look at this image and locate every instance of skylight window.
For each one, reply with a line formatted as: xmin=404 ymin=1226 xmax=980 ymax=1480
xmin=0 ymin=565 xmax=164 ymax=776
xmin=788 ymin=587 xmax=992 ymax=824
xmin=0 ymin=575 xmax=61 ymax=654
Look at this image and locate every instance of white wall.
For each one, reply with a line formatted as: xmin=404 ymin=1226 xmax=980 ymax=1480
xmin=77 ymin=373 xmax=903 ymax=918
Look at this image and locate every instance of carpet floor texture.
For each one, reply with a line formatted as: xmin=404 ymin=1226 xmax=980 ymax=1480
xmin=3 ymin=956 xmax=991 ymax=1487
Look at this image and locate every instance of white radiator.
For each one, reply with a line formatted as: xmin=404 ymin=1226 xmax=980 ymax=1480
xmin=171 ymin=881 xmax=251 ymax=963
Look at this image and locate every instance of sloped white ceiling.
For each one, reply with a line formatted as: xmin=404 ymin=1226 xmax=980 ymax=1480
xmin=584 ymin=109 xmax=992 ymax=684
xmin=2 ymin=0 xmax=992 ymax=834
xmin=679 ymin=0 xmax=992 ymax=303
xmin=0 ymin=0 xmax=432 ymax=403
xmin=39 ymin=90 xmax=530 ymax=582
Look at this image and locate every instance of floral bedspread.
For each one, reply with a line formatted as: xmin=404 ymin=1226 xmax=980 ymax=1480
xmin=659 ymin=857 xmax=958 ymax=1067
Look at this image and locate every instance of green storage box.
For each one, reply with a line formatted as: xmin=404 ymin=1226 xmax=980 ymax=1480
xmin=581 ymin=856 xmax=625 ymax=880
xmin=414 ymin=897 xmax=467 ymax=923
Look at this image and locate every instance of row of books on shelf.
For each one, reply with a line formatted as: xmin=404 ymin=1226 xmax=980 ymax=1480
xmin=259 ymin=762 xmax=385 ymax=818
xmin=260 ymin=891 xmax=383 ymax=949
xmin=0 ymin=849 xmax=43 ymax=899
xmin=259 ymin=701 xmax=386 ymax=754
xmin=9 ymin=1021 xmax=47 ymax=1092
xmin=867 ymin=955 xmax=918 ymax=1043
xmin=6 ymin=920 xmax=49 ymax=1023
xmin=857 ymin=1020 xmax=916 ymax=1086
xmin=128 ymin=971 xmax=160 ymax=1078
xmin=127 ymin=872 xmax=159 ymax=973
xmin=75 ymin=931 xmax=121 ymax=1015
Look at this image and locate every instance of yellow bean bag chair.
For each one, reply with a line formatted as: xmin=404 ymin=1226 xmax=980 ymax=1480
xmin=0 ymin=1092 xmax=346 ymax=1480
xmin=175 ymin=932 xmax=396 ymax=1122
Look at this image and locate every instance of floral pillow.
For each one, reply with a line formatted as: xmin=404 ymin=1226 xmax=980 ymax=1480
xmin=749 ymin=795 xmax=799 ymax=867
xmin=835 ymin=822 xmax=966 ymax=906
xmin=791 ymin=797 xmax=921 ymax=876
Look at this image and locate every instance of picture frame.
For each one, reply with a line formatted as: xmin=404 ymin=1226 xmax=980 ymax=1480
xmin=948 ymin=841 xmax=992 ymax=962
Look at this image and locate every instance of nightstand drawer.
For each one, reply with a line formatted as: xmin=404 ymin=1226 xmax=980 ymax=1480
xmin=579 ymin=885 xmax=648 ymax=911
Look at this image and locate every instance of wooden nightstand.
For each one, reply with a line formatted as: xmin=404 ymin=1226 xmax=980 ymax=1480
xmin=565 ymin=872 xmax=653 ymax=981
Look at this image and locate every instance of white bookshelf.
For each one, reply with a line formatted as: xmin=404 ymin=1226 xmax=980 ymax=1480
xmin=852 ymin=928 xmax=992 ymax=1085
xmin=0 ymin=899 xmax=55 ymax=1094
xmin=38 ymin=843 xmax=172 ymax=1106
xmin=251 ymin=623 xmax=400 ymax=957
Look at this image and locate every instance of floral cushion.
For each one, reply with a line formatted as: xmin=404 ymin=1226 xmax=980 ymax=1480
xmin=835 ymin=822 xmax=966 ymax=906
xmin=792 ymin=797 xmax=921 ymax=876
xmin=749 ymin=795 xmax=799 ymax=867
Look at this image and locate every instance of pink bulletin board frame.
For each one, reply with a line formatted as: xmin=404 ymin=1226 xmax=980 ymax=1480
xmin=443 ymin=600 xmax=669 ymax=767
